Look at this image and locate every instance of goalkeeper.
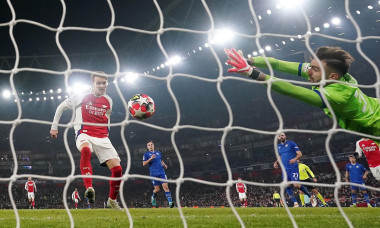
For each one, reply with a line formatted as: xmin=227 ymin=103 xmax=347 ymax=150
xmin=225 ymin=47 xmax=380 ymax=137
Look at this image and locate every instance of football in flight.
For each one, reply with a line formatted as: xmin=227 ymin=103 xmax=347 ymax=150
xmin=128 ymin=94 xmax=155 ymax=120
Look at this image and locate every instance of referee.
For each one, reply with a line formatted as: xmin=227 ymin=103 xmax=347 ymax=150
xmin=298 ymin=160 xmax=328 ymax=207
xmin=273 ymin=190 xmax=282 ymax=207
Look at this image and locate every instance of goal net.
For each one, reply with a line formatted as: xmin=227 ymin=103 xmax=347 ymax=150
xmin=0 ymin=0 xmax=379 ymax=227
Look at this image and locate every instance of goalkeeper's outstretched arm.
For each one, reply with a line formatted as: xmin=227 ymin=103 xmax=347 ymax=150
xmin=225 ymin=48 xmax=323 ymax=108
xmin=249 ymin=56 xmax=310 ymax=81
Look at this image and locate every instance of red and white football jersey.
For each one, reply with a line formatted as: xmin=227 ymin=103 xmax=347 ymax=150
xmin=72 ymin=191 xmax=80 ymax=200
xmin=356 ymin=138 xmax=380 ymax=167
xmin=25 ymin=181 xmax=36 ymax=193
xmin=236 ymin=183 xmax=246 ymax=193
xmin=52 ymin=93 xmax=113 ymax=138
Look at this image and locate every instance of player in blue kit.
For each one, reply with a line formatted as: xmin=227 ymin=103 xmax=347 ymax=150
xmin=143 ymin=141 xmax=174 ymax=208
xmin=273 ymin=133 xmax=312 ymax=207
xmin=345 ymin=155 xmax=372 ymax=207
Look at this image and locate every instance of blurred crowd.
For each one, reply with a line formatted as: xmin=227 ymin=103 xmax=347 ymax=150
xmin=1 ymin=167 xmax=379 ymax=209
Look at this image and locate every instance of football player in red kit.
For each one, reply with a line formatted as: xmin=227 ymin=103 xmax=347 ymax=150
xmin=25 ymin=177 xmax=37 ymax=209
xmin=236 ymin=177 xmax=248 ymax=207
xmin=50 ymin=72 xmax=123 ymax=210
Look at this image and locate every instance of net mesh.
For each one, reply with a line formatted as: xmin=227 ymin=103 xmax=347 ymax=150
xmin=0 ymin=0 xmax=379 ymax=227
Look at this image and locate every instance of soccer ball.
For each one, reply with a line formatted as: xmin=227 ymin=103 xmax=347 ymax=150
xmin=128 ymin=94 xmax=155 ymax=120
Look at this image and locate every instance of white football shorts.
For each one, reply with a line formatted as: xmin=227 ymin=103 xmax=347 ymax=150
xmin=76 ymin=133 xmax=120 ymax=165
xmin=27 ymin=192 xmax=35 ymax=200
xmin=74 ymin=198 xmax=79 ymax=203
xmin=370 ymin=165 xmax=380 ymax=181
xmin=238 ymin=192 xmax=247 ymax=199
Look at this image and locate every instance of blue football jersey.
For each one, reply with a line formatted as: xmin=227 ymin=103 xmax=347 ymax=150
xmin=143 ymin=150 xmax=165 ymax=175
xmin=346 ymin=163 xmax=366 ymax=183
xmin=278 ymin=141 xmax=300 ymax=169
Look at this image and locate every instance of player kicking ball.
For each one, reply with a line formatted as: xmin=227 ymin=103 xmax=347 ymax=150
xmin=50 ymin=72 xmax=123 ymax=210
xmin=143 ymin=141 xmax=174 ymax=208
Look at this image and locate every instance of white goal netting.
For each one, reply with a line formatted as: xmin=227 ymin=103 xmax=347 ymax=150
xmin=0 ymin=0 xmax=379 ymax=227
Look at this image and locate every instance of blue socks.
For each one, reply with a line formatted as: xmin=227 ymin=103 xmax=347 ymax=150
xmin=286 ymin=187 xmax=297 ymax=203
xmin=352 ymin=193 xmax=357 ymax=204
xmin=364 ymin=193 xmax=370 ymax=204
xmin=299 ymin=185 xmax=311 ymax=197
xmin=165 ymin=191 xmax=172 ymax=202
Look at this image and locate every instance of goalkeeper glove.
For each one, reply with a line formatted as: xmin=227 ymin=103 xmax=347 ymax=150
xmin=225 ymin=48 xmax=261 ymax=79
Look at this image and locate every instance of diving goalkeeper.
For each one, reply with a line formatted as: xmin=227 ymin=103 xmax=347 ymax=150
xmin=225 ymin=47 xmax=380 ymax=137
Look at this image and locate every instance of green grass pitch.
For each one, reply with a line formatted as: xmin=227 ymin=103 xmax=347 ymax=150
xmin=0 ymin=207 xmax=379 ymax=227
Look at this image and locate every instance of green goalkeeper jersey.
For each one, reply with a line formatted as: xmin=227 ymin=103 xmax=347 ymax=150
xmin=252 ymin=57 xmax=380 ymax=136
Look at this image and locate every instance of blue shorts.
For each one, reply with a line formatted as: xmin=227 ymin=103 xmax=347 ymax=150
xmin=350 ymin=181 xmax=366 ymax=191
xmin=151 ymin=173 xmax=167 ymax=186
xmin=282 ymin=168 xmax=299 ymax=182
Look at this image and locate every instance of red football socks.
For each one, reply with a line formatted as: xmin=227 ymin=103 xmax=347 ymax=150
xmin=109 ymin=166 xmax=122 ymax=200
xmin=80 ymin=147 xmax=93 ymax=188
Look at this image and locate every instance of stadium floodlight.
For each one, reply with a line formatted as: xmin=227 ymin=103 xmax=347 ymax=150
xmin=58 ymin=96 xmax=62 ymax=100
xmin=160 ymin=64 xmax=165 ymax=68
xmin=2 ymin=89 xmax=11 ymax=99
xmin=259 ymin=49 xmax=264 ymax=53
xmin=290 ymin=38 xmax=295 ymax=41
xmin=125 ymin=72 xmax=138 ymax=83
xmin=204 ymin=43 xmax=209 ymax=48
xmin=43 ymin=97 xmax=47 ymax=100
xmin=211 ymin=29 xmax=235 ymax=44
xmin=168 ymin=55 xmax=182 ymax=65
xmin=42 ymin=90 xmax=46 ymax=94
xmin=368 ymin=5 xmax=373 ymax=10
xmin=253 ymin=51 xmax=258 ymax=56
xmin=324 ymin=23 xmax=330 ymax=28
xmin=265 ymin=45 xmax=272 ymax=51
xmin=282 ymin=41 xmax=286 ymax=45
xmin=72 ymin=83 xmax=89 ymax=94
xmin=258 ymin=15 xmax=262 ymax=20
xmin=331 ymin=17 xmax=341 ymax=25
xmin=276 ymin=4 xmax=282 ymax=9
xmin=356 ymin=10 xmax=361 ymax=14
xmin=315 ymin=27 xmax=320 ymax=32
xmin=57 ymin=88 xmax=62 ymax=93
xmin=280 ymin=0 xmax=303 ymax=9
xmin=36 ymin=97 xmax=40 ymax=101
xmin=51 ymin=96 xmax=54 ymax=100
xmin=50 ymin=89 xmax=53 ymax=94
xmin=29 ymin=98 xmax=32 ymax=102
xmin=267 ymin=9 xmax=272 ymax=15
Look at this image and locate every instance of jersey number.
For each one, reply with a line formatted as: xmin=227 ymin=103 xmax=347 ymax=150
xmin=293 ymin=173 xmax=299 ymax=180
xmin=354 ymin=90 xmax=370 ymax=113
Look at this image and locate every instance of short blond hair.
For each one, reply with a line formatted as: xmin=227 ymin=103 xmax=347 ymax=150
xmin=91 ymin=71 xmax=108 ymax=82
